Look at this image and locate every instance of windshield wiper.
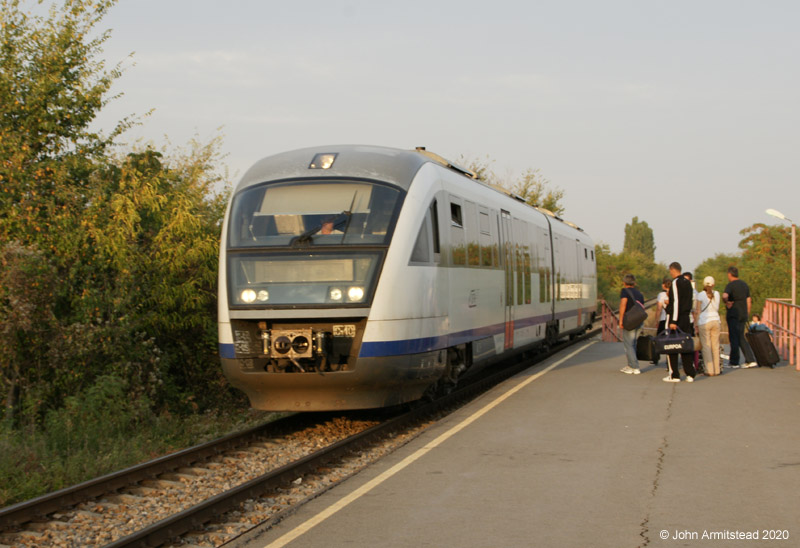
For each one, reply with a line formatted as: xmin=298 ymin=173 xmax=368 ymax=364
xmin=291 ymin=210 xmax=351 ymax=247
xmin=290 ymin=191 xmax=358 ymax=247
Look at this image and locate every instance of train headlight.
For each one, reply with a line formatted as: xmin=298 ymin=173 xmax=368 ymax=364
xmin=329 ymin=287 xmax=343 ymax=301
xmin=309 ymin=153 xmax=337 ymax=169
xmin=257 ymin=290 xmax=270 ymax=302
xmin=347 ymin=286 xmax=365 ymax=302
xmin=241 ymin=289 xmax=257 ymax=303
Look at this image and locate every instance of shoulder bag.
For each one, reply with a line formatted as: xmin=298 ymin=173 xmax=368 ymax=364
xmin=622 ymin=289 xmax=647 ymax=331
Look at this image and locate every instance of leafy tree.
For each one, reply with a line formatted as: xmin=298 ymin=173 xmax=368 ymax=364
xmin=0 ymin=0 xmax=124 ymax=423
xmin=737 ymin=223 xmax=796 ymax=313
xmin=78 ymin=143 xmax=228 ymax=409
xmin=459 ymin=155 xmax=565 ymax=215
xmin=0 ymin=0 xmax=125 ymax=252
xmin=511 ymin=168 xmax=565 ymax=216
xmin=623 ymin=216 xmax=655 ymax=262
xmin=0 ymin=0 xmax=236 ymax=425
xmin=694 ymin=252 xmax=741 ymax=295
xmin=596 ymin=241 xmax=665 ymax=308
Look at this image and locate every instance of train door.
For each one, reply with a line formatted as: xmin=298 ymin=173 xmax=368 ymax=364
xmin=543 ymin=217 xmax=559 ymax=344
xmin=500 ymin=210 xmax=514 ymax=349
xmin=576 ymin=240 xmax=584 ymax=327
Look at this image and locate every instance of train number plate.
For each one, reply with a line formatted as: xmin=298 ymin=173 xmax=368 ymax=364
xmin=333 ymin=324 xmax=356 ymax=337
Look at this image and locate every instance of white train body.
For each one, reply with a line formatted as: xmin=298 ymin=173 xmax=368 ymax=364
xmin=218 ymin=145 xmax=597 ymax=410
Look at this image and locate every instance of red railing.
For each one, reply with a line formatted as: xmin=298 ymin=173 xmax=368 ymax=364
xmin=762 ymin=299 xmax=800 ymax=370
xmin=600 ymin=300 xmax=621 ymax=342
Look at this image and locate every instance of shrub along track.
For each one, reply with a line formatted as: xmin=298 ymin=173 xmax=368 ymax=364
xmin=1 ymin=314 xmax=628 ymax=548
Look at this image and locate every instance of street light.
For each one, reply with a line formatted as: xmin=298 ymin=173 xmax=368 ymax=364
xmin=766 ymin=208 xmax=796 ymax=306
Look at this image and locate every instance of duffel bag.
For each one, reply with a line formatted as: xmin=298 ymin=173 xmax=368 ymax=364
xmin=655 ymin=328 xmax=694 ymax=354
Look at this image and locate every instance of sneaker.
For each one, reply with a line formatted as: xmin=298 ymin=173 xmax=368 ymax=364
xmin=686 ymin=376 xmax=694 ymax=383
xmin=725 ymin=362 xmax=741 ymax=369
xmin=663 ymin=376 xmax=681 ymax=383
xmin=742 ymin=362 xmax=758 ymax=369
xmin=620 ymin=366 xmax=636 ymax=374
xmin=632 ymin=368 xmax=641 ymax=375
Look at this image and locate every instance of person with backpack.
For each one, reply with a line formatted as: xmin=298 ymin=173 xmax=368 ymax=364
xmin=619 ymin=273 xmax=646 ymax=375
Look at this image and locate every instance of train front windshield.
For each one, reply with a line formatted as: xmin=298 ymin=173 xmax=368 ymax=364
xmin=227 ymin=180 xmax=403 ymax=307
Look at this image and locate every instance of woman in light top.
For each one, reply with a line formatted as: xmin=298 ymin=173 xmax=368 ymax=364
xmin=695 ymin=276 xmax=721 ymax=375
xmin=655 ymin=276 xmax=671 ymax=334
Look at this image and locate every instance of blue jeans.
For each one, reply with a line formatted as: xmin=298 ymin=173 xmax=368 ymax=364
xmin=622 ymin=327 xmax=642 ymax=369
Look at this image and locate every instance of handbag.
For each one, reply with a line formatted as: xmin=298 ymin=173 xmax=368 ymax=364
xmin=622 ymin=289 xmax=647 ymax=330
xmin=655 ymin=327 xmax=694 ymax=354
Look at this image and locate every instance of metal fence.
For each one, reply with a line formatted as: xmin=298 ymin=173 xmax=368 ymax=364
xmin=762 ymin=298 xmax=800 ymax=370
xmin=600 ymin=300 xmax=621 ymax=342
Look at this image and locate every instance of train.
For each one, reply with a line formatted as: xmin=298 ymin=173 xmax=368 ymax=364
xmin=218 ymin=145 xmax=597 ymax=410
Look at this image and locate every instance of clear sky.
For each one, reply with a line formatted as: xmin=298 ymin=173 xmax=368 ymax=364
xmin=92 ymin=0 xmax=800 ymax=271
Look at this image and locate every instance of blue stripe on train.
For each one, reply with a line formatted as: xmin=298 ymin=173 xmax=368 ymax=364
xmin=358 ymin=309 xmax=587 ymax=358
xmin=219 ymin=343 xmax=236 ymax=359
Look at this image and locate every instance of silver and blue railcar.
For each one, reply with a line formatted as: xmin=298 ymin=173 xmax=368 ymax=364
xmin=218 ymin=145 xmax=597 ymax=410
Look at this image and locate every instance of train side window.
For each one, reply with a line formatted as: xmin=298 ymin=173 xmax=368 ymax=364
xmin=465 ymin=201 xmax=479 ymax=266
xmin=539 ymin=268 xmax=547 ymax=303
xmin=479 ymin=210 xmax=490 ymax=235
xmin=430 ymin=200 xmax=440 ymax=255
xmin=410 ymin=216 xmax=431 ymax=263
xmin=557 ymin=271 xmax=562 ymax=301
xmin=450 ymin=200 xmax=465 ymax=266
xmin=478 ymin=207 xmax=494 ymax=267
xmin=523 ymin=252 xmax=532 ymax=304
xmin=450 ymin=203 xmax=463 ymax=227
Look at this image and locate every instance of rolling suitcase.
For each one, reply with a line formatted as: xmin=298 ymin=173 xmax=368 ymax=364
xmin=636 ymin=334 xmax=660 ymax=363
xmin=745 ymin=327 xmax=779 ymax=368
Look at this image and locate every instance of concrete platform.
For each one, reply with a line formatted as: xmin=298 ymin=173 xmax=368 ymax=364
xmin=237 ymin=339 xmax=800 ymax=548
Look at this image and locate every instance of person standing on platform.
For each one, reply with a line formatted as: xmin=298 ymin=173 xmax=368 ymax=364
xmin=683 ymin=271 xmax=703 ymax=372
xmin=655 ymin=276 xmax=671 ymax=335
xmin=653 ymin=276 xmax=671 ymax=368
xmin=664 ymin=262 xmax=697 ymax=382
xmin=695 ymin=276 xmax=721 ymax=376
xmin=619 ymin=273 xmax=645 ymax=375
xmin=722 ymin=266 xmax=757 ymax=369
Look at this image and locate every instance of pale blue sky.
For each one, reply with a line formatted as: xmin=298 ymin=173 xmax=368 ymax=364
xmin=92 ymin=0 xmax=800 ymax=272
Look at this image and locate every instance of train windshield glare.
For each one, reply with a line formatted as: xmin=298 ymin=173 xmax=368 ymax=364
xmin=229 ymin=180 xmax=403 ymax=248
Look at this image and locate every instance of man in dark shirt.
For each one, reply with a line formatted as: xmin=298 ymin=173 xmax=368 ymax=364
xmin=723 ymin=266 xmax=757 ymax=368
xmin=664 ymin=261 xmax=697 ymax=382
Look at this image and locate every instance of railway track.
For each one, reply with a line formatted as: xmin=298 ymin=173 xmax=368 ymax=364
xmin=1 ymin=310 xmax=639 ymax=547
xmin=0 ymin=413 xmax=384 ymax=547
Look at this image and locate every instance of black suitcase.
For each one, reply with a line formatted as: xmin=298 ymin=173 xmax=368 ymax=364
xmin=745 ymin=329 xmax=779 ymax=368
xmin=636 ymin=334 xmax=660 ymax=363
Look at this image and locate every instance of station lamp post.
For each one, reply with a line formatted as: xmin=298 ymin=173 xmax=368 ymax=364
xmin=765 ymin=208 xmax=796 ymax=306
